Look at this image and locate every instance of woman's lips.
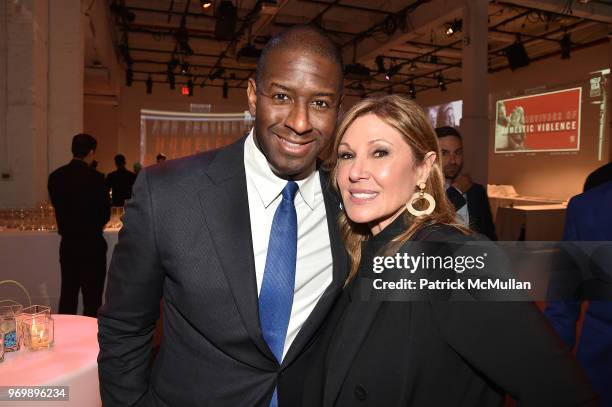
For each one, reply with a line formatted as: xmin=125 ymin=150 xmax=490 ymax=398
xmin=347 ymin=190 xmax=378 ymax=203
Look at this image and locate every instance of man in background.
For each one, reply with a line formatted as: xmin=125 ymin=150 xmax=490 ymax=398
xmin=48 ymin=133 xmax=110 ymax=316
xmin=435 ymin=126 xmax=497 ymax=240
xmin=545 ymin=180 xmax=612 ymax=406
xmin=106 ymin=154 xmax=137 ymax=206
xmin=156 ymin=153 xmax=166 ymax=164
xmin=583 ymin=161 xmax=612 ymax=191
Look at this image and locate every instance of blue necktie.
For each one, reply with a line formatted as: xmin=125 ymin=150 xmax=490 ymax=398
xmin=259 ymin=181 xmax=298 ymax=407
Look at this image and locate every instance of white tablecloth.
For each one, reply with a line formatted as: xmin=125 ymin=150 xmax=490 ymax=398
xmin=0 ymin=230 xmax=119 ymax=313
xmin=0 ymin=315 xmax=100 ymax=406
xmin=495 ymin=204 xmax=567 ymax=241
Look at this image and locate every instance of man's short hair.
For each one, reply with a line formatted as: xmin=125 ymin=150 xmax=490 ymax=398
xmin=114 ymin=154 xmax=126 ymax=166
xmin=71 ymin=133 xmax=97 ymax=158
xmin=435 ymin=126 xmax=462 ymax=141
xmin=255 ymin=24 xmax=343 ymax=90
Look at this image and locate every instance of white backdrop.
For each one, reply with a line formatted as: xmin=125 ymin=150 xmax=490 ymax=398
xmin=140 ymin=109 xmax=254 ymax=166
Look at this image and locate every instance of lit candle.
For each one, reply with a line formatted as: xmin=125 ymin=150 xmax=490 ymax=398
xmin=29 ymin=319 xmax=50 ymax=350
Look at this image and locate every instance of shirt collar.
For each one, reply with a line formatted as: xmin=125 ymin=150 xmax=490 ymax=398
xmin=244 ymin=129 xmax=318 ymax=210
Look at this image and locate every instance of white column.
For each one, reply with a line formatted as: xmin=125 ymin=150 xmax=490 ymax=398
xmin=0 ymin=0 xmax=49 ymax=207
xmin=459 ymin=0 xmax=490 ymax=185
xmin=48 ymin=0 xmax=84 ymax=173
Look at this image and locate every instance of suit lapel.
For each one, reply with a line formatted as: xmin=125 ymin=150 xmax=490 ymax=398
xmin=197 ymin=139 xmax=276 ymax=362
xmin=282 ymin=170 xmax=348 ymax=367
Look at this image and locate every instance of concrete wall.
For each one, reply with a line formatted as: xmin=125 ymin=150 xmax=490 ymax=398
xmin=0 ymin=0 xmax=50 ymax=207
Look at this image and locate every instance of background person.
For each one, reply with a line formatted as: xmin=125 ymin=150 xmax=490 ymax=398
xmin=48 ymin=133 xmax=110 ymax=317
xmin=435 ymin=126 xmax=497 ymax=240
xmin=106 ymin=154 xmax=137 ymax=206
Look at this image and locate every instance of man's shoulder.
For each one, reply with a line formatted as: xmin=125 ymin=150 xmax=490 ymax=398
xmin=48 ymin=163 xmax=71 ymax=179
xmin=144 ymin=140 xmax=243 ymax=187
xmin=467 ymin=182 xmax=487 ymax=195
xmin=569 ymin=181 xmax=612 ymax=212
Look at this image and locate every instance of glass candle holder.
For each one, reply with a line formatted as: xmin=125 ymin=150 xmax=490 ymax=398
xmin=18 ymin=306 xmax=52 ymax=346
xmin=0 ymin=304 xmax=22 ymax=352
xmin=22 ymin=316 xmax=53 ymax=351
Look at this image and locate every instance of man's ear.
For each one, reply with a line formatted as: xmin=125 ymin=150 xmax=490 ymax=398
xmin=247 ymin=78 xmax=257 ymax=117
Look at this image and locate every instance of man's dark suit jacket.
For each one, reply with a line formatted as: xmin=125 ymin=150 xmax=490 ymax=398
xmin=106 ymin=167 xmax=137 ymax=206
xmin=97 ymin=138 xmax=347 ymax=407
xmin=48 ymin=159 xmax=110 ymax=237
xmin=545 ymin=181 xmax=612 ymax=406
xmin=290 ymin=225 xmax=597 ymax=407
xmin=446 ymin=182 xmax=497 ymax=240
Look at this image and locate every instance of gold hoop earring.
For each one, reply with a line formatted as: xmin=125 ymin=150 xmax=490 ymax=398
xmin=406 ymin=182 xmax=436 ymax=217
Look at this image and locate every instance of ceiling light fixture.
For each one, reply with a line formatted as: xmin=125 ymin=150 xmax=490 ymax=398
xmin=437 ymin=73 xmax=446 ymax=91
xmin=445 ymin=19 xmax=462 ymax=37
xmin=385 ymin=64 xmax=401 ymax=81
xmin=187 ymin=78 xmax=194 ymax=96
xmin=125 ymin=68 xmax=133 ymax=87
xmin=146 ymin=75 xmax=153 ymax=94
xmin=223 ymin=81 xmax=229 ymax=98
xmin=560 ymin=32 xmax=572 ymax=59
xmin=375 ymin=56 xmax=386 ymax=73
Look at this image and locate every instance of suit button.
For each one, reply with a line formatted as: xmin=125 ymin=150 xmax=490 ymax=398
xmin=354 ymin=385 xmax=367 ymax=400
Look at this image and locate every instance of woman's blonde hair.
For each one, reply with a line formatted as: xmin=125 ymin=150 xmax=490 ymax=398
xmin=326 ymin=94 xmax=467 ymax=282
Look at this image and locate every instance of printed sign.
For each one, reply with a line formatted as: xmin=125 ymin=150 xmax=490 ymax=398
xmin=494 ymin=87 xmax=581 ymax=153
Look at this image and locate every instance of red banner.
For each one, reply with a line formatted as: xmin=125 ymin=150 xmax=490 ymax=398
xmin=494 ymin=87 xmax=581 ymax=153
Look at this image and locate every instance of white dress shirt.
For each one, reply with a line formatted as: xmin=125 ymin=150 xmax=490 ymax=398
xmin=244 ymin=131 xmax=333 ymax=359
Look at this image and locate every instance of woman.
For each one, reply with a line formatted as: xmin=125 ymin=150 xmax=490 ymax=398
xmin=297 ymin=95 xmax=596 ymax=406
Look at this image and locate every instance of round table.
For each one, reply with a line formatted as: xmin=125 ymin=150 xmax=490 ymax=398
xmin=0 ymin=315 xmax=100 ymax=406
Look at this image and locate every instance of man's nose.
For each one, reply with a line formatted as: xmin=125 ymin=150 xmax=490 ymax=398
xmin=285 ymin=102 xmax=313 ymax=135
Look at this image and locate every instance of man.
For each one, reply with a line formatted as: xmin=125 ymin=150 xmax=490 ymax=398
xmin=583 ymin=161 xmax=612 ymax=192
xmin=106 ymin=154 xmax=137 ymax=206
xmin=156 ymin=153 xmax=166 ymax=164
xmin=435 ymin=126 xmax=497 ymax=240
xmin=98 ymin=25 xmax=347 ymax=407
xmin=48 ymin=133 xmax=110 ymax=317
xmin=545 ymin=181 xmax=612 ymax=406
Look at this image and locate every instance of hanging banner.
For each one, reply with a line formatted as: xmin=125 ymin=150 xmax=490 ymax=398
xmin=494 ymin=87 xmax=581 ymax=153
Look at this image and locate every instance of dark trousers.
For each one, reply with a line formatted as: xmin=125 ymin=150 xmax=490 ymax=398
xmin=58 ymin=235 xmax=107 ymax=317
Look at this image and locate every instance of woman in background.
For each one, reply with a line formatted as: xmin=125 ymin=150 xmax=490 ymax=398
xmin=296 ymin=95 xmax=596 ymax=407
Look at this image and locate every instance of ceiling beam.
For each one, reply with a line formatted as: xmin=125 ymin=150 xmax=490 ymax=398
xmin=496 ymin=0 xmax=612 ymax=23
xmin=347 ymin=0 xmax=466 ymax=63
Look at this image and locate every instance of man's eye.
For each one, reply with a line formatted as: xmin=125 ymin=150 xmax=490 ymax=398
xmin=373 ymin=149 xmax=388 ymax=158
xmin=272 ymin=93 xmax=290 ymax=102
xmin=312 ymin=100 xmax=330 ymax=109
xmin=338 ymin=152 xmax=353 ymax=160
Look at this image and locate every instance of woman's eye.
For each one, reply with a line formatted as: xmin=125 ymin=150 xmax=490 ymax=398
xmin=373 ymin=149 xmax=388 ymax=158
xmin=338 ymin=151 xmax=353 ymax=160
